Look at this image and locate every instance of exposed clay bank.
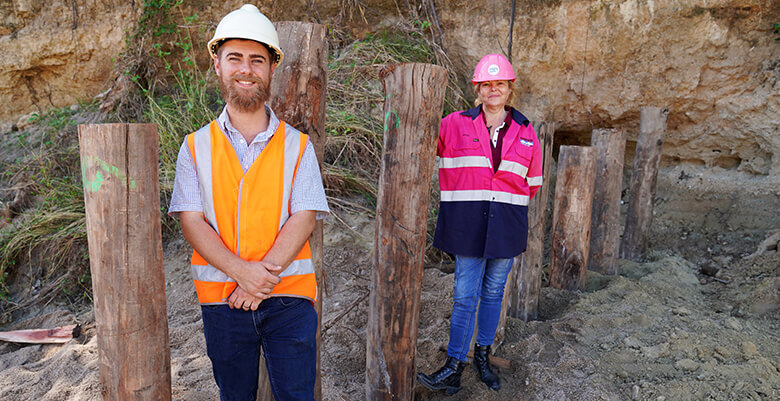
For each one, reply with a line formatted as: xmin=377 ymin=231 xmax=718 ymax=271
xmin=1 ymin=0 xmax=778 ymax=175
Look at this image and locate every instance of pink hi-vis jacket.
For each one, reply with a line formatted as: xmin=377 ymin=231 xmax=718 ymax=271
xmin=433 ymin=105 xmax=543 ymax=258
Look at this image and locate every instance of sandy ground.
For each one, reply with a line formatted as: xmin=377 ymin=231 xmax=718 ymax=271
xmin=0 ymin=167 xmax=778 ymax=401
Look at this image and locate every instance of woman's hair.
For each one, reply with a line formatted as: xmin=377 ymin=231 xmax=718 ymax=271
xmin=473 ymin=80 xmax=515 ymax=107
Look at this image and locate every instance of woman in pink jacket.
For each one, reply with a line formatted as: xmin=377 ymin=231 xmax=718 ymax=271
xmin=417 ymin=54 xmax=543 ymax=395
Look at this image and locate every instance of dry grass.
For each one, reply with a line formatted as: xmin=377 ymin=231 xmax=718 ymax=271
xmin=323 ymin=25 xmax=467 ymax=212
xmin=323 ymin=24 xmax=466 ymax=265
xmin=0 ymin=109 xmax=91 ymax=321
xmin=143 ymin=72 xmax=222 ymax=191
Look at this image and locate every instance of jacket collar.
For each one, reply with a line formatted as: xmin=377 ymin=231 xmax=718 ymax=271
xmin=460 ymin=104 xmax=530 ymax=127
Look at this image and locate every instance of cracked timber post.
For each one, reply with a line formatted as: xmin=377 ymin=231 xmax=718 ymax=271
xmin=267 ymin=21 xmax=328 ymax=401
xmin=549 ymin=145 xmax=598 ymax=291
xmin=78 ymin=124 xmax=171 ymax=401
xmin=620 ymin=106 xmax=668 ymax=261
xmin=588 ymin=128 xmax=626 ymax=275
xmin=367 ymin=63 xmax=447 ymax=400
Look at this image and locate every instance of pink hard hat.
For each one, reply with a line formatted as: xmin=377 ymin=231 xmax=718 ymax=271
xmin=472 ymin=53 xmax=516 ymax=84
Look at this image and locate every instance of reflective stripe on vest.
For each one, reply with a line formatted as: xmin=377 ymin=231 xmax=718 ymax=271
xmin=187 ymin=120 xmax=316 ymax=304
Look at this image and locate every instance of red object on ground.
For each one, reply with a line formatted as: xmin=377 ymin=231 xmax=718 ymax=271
xmin=0 ymin=324 xmax=79 ymax=344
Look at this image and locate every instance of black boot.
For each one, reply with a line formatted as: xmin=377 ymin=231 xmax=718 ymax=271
xmin=417 ymin=356 xmax=467 ymax=395
xmin=473 ymin=344 xmax=500 ymax=390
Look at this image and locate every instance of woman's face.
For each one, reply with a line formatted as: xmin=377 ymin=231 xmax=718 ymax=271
xmin=477 ymin=80 xmax=510 ymax=109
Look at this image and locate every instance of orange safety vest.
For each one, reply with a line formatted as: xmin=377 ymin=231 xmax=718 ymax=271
xmin=186 ymin=120 xmax=316 ymax=304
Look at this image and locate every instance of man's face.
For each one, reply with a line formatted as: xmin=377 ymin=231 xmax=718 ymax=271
xmin=214 ymin=39 xmax=275 ymax=113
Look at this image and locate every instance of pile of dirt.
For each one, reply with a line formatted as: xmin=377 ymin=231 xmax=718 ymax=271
xmin=0 ymin=199 xmax=777 ymax=401
xmin=318 ymin=213 xmax=779 ymax=401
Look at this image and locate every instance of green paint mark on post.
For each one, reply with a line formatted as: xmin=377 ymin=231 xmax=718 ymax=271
xmin=80 ymin=156 xmax=137 ymax=193
xmin=90 ymin=172 xmax=105 ymax=192
xmin=384 ymin=110 xmax=401 ymax=132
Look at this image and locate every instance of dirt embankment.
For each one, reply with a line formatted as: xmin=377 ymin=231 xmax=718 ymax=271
xmin=3 ymin=1 xmax=778 ymax=176
xmin=442 ymin=0 xmax=780 ymax=176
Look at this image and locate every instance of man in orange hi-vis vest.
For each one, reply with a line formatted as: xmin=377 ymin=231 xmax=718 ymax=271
xmin=168 ymin=5 xmax=329 ymax=401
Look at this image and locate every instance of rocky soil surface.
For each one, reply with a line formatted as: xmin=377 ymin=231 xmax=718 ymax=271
xmin=318 ymin=208 xmax=779 ymax=401
xmin=0 ymin=195 xmax=777 ymax=400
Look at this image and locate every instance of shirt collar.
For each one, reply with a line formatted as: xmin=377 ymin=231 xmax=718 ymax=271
xmin=217 ymin=104 xmax=281 ymax=145
xmin=461 ymin=104 xmax=530 ymax=127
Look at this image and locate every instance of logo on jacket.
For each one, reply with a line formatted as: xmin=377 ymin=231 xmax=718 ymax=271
xmin=519 ymin=139 xmax=534 ymax=147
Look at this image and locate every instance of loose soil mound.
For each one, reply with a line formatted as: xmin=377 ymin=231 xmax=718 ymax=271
xmin=0 ymin=210 xmax=777 ymax=400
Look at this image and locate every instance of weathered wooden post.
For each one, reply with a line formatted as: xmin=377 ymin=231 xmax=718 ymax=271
xmin=588 ymin=129 xmax=626 ymax=275
xmin=78 ymin=124 xmax=171 ymax=401
xmin=367 ymin=63 xmax=447 ymax=400
xmin=620 ymin=107 xmax=668 ymax=261
xmin=267 ymin=21 xmax=328 ymax=401
xmin=549 ymin=145 xmax=597 ymax=291
xmin=495 ymin=121 xmax=554 ymax=343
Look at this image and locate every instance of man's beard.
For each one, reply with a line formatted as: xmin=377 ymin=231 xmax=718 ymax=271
xmin=218 ymin=73 xmax=271 ymax=113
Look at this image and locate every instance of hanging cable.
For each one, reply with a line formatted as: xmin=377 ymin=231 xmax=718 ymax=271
xmin=508 ymin=0 xmax=517 ymax=62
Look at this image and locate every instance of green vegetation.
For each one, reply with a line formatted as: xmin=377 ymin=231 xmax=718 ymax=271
xmin=0 ymin=103 xmax=92 ymax=316
xmin=121 ymin=0 xmax=221 ymax=234
xmin=145 ymin=70 xmax=221 ymax=207
xmin=0 ymin=0 xmax=207 ymax=316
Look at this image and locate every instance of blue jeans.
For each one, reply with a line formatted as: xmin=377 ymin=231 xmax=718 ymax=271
xmin=200 ymin=297 xmax=317 ymax=401
xmin=447 ymin=255 xmax=514 ymax=361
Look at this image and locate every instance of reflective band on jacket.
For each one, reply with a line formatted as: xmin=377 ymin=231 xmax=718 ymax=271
xmin=439 ymin=156 xmax=542 ymax=193
xmin=526 ymin=176 xmax=543 ymax=187
xmin=438 ymin=156 xmax=491 ymax=169
xmin=440 ymin=189 xmax=530 ymax=206
xmin=437 ymin=156 xmax=530 ymax=179
xmin=186 ymin=120 xmax=316 ymax=304
xmin=497 ymin=160 xmax=529 ymax=178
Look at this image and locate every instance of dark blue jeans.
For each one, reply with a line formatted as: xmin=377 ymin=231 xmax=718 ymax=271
xmin=201 ymin=297 xmax=317 ymax=401
xmin=447 ymin=255 xmax=514 ymax=361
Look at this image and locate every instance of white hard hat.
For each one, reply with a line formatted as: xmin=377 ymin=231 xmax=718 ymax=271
xmin=207 ymin=4 xmax=284 ymax=66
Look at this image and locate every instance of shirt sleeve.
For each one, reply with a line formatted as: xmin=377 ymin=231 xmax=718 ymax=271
xmin=168 ymin=140 xmax=203 ymax=218
xmin=290 ymin=141 xmax=330 ymax=220
xmin=438 ymin=114 xmax=451 ymax=157
xmin=526 ymin=125 xmax=544 ymax=199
